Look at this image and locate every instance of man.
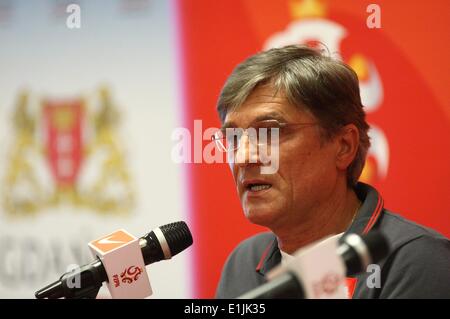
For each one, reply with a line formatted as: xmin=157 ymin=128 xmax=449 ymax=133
xmin=214 ymin=45 xmax=450 ymax=298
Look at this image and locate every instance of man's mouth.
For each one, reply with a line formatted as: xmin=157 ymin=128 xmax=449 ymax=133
xmin=246 ymin=183 xmax=272 ymax=192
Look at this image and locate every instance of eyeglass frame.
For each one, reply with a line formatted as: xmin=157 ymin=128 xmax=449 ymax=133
xmin=211 ymin=119 xmax=319 ymax=153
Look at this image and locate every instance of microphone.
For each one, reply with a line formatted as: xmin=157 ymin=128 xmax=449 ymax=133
xmin=35 ymin=221 xmax=193 ymax=299
xmin=238 ymin=231 xmax=389 ymax=299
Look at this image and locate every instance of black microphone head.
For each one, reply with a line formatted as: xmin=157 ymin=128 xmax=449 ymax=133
xmin=142 ymin=221 xmax=193 ymax=263
xmin=340 ymin=231 xmax=390 ymax=276
xmin=159 ymin=221 xmax=193 ymax=256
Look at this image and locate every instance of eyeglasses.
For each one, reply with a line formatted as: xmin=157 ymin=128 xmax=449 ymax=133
xmin=211 ymin=119 xmax=318 ymax=153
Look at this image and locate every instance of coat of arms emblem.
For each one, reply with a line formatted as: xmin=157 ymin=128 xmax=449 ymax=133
xmin=3 ymin=87 xmax=134 ymax=216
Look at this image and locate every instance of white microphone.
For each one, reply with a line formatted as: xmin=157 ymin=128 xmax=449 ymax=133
xmin=238 ymin=231 xmax=389 ymax=299
xmin=35 ymin=221 xmax=193 ymax=299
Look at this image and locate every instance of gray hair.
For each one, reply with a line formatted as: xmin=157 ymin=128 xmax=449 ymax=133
xmin=217 ymin=45 xmax=370 ymax=186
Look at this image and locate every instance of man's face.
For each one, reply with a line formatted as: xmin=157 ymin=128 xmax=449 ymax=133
xmin=223 ymin=85 xmax=341 ymax=231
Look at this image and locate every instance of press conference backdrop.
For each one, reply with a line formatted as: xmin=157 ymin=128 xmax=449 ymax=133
xmin=0 ymin=0 xmax=449 ymax=299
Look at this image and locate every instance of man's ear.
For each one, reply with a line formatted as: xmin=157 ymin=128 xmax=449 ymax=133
xmin=335 ymin=124 xmax=359 ymax=170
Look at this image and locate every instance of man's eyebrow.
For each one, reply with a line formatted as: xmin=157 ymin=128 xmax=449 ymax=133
xmin=253 ymin=112 xmax=286 ymax=123
xmin=222 ymin=112 xmax=286 ymax=129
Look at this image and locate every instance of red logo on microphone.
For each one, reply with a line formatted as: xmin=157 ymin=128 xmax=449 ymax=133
xmin=113 ymin=265 xmax=143 ymax=287
xmin=312 ymin=272 xmax=343 ymax=298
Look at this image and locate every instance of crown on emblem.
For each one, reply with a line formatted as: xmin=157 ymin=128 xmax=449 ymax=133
xmin=289 ymin=0 xmax=327 ymax=19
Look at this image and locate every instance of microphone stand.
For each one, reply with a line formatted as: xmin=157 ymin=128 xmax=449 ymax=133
xmin=35 ymin=262 xmax=105 ymax=299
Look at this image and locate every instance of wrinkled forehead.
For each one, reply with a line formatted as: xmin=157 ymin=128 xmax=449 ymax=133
xmin=223 ymin=85 xmax=313 ymax=128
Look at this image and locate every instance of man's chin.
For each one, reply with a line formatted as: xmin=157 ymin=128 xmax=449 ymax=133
xmin=244 ymin=208 xmax=277 ymax=227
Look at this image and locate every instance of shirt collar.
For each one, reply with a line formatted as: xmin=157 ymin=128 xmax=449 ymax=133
xmin=345 ymin=182 xmax=384 ymax=236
